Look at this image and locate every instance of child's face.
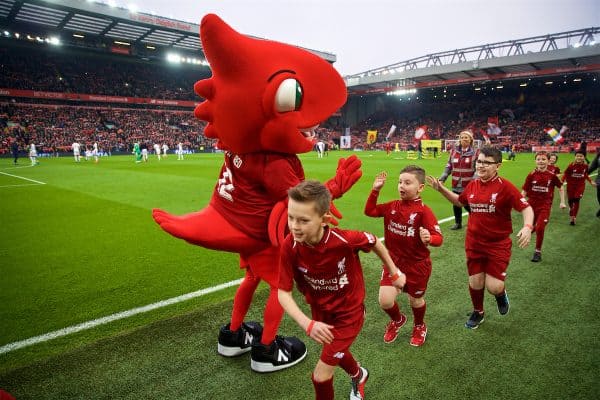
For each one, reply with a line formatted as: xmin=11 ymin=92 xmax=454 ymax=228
xmin=574 ymin=153 xmax=585 ymax=163
xmin=475 ymin=154 xmax=501 ymax=181
xmin=397 ymin=172 xmax=424 ymax=200
xmin=287 ymin=198 xmax=327 ymax=245
xmin=535 ymin=155 xmax=549 ymax=170
xmin=549 ymin=155 xmax=557 ymax=165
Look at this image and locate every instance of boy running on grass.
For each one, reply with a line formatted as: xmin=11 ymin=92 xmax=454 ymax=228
xmin=562 ymin=151 xmax=596 ymax=225
xmin=278 ymin=180 xmax=405 ymax=400
xmin=521 ymin=151 xmax=566 ymax=262
xmin=364 ymin=166 xmax=443 ymax=346
xmin=427 ymin=146 xmax=534 ymax=329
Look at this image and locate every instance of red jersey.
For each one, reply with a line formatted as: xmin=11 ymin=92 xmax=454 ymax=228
xmin=364 ymin=191 xmax=442 ymax=270
xmin=547 ymin=165 xmax=561 ymax=176
xmin=210 ymin=151 xmax=305 ymax=241
xmin=522 ymin=169 xmax=562 ymax=209
xmin=458 ymin=175 xmax=530 ymax=244
xmin=279 ymin=227 xmax=376 ymax=315
xmin=562 ymin=162 xmax=591 ymax=198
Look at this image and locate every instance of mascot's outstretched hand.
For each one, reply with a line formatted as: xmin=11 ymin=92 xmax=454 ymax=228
xmin=268 ymin=155 xmax=362 ymax=246
xmin=325 ymin=155 xmax=363 ymax=199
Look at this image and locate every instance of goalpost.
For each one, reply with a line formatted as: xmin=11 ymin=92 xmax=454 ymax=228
xmin=442 ymin=139 xmax=483 ymax=152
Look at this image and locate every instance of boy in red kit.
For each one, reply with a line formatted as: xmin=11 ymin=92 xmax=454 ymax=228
xmin=562 ymin=151 xmax=596 ymax=225
xmin=548 ymin=153 xmax=561 ymax=177
xmin=279 ymin=180 xmax=405 ymax=400
xmin=427 ymin=146 xmax=534 ymax=329
xmin=364 ymin=166 xmax=443 ymax=346
xmin=521 ymin=152 xmax=566 ymax=262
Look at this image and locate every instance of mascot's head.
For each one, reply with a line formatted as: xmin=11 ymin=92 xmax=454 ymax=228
xmin=194 ymin=14 xmax=347 ymax=154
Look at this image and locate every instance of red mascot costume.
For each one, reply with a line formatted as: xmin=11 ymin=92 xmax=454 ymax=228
xmin=152 ymin=14 xmax=362 ymax=373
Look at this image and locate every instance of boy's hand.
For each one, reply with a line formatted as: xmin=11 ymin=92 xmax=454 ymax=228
xmin=419 ymin=227 xmax=431 ymax=245
xmin=391 ymin=271 xmax=406 ymax=290
xmin=307 ymin=320 xmax=335 ymax=344
xmin=373 ymin=171 xmax=387 ymax=191
xmin=426 ymin=175 xmax=442 ymax=191
xmin=516 ymin=226 xmax=532 ymax=248
xmin=559 ymin=202 xmax=567 ymax=209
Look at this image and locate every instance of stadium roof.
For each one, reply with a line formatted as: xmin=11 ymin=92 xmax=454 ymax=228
xmin=345 ymin=27 xmax=600 ymax=96
xmin=0 ymin=0 xmax=336 ymax=62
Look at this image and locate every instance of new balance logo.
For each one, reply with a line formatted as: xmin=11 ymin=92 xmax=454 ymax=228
xmin=244 ymin=332 xmax=254 ymax=345
xmin=277 ymin=349 xmax=289 ymax=363
xmin=333 ymin=352 xmax=345 ymax=359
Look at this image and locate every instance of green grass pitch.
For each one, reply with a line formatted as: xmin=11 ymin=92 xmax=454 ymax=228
xmin=0 ymin=151 xmax=598 ymax=399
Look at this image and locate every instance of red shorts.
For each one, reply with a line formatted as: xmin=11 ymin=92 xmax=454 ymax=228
xmin=380 ymin=259 xmax=432 ymax=298
xmin=567 ymin=185 xmax=585 ymax=199
xmin=532 ymin=207 xmax=551 ymax=226
xmin=465 ymin=237 xmax=511 ymax=281
xmin=311 ymin=306 xmax=365 ymax=366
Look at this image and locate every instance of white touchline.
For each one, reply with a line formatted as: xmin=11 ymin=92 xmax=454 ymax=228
xmin=0 ymin=171 xmax=46 ymax=185
xmin=0 ymin=183 xmax=46 ymax=188
xmin=0 ymin=279 xmax=243 ymax=354
xmin=0 ymin=205 xmax=544 ymax=355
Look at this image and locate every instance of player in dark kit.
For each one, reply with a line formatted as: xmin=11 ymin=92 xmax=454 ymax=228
xmin=562 ymin=151 xmax=596 ymax=225
xmin=279 ymin=180 xmax=405 ymax=400
xmin=521 ymin=151 xmax=566 ymax=262
xmin=428 ymin=146 xmax=534 ymax=329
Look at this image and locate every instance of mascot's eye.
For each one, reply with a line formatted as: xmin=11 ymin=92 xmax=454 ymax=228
xmin=274 ymin=78 xmax=303 ymax=112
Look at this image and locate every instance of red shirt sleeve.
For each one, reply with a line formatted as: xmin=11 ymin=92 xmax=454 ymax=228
xmin=507 ymin=180 xmax=530 ymax=212
xmin=422 ymin=206 xmax=443 ymax=247
xmin=342 ymin=229 xmax=378 ymax=253
xmin=278 ymin=237 xmax=295 ymax=292
xmin=552 ymin=173 xmax=563 ymax=188
xmin=522 ymin=172 xmax=533 ymax=193
xmin=364 ymin=189 xmax=384 ymax=217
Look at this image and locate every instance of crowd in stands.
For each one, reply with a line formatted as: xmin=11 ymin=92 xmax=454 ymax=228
xmin=0 ymin=103 xmax=213 ymax=155
xmin=0 ymin=45 xmax=208 ymax=100
xmin=1 ymin=41 xmax=599 ymax=156
xmin=335 ymin=85 xmax=600 ymax=152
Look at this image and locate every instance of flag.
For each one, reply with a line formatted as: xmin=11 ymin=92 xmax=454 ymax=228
xmin=545 ymin=127 xmax=564 ymax=144
xmin=340 ymin=135 xmax=352 ymax=149
xmin=366 ymin=130 xmax=377 ymax=144
xmin=414 ymin=125 xmax=429 ymax=140
xmin=385 ymin=124 xmax=397 ymax=140
xmin=480 ymin=128 xmax=491 ymax=144
xmin=487 ymin=116 xmax=501 ymax=135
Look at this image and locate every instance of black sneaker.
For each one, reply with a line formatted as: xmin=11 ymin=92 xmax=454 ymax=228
xmin=250 ymin=335 xmax=307 ymax=373
xmin=450 ymin=223 xmax=462 ymax=230
xmin=531 ymin=251 xmax=542 ymax=262
xmin=465 ymin=311 xmax=485 ymax=329
xmin=495 ymin=292 xmax=510 ymax=315
xmin=350 ymin=366 xmax=369 ymax=400
xmin=217 ymin=321 xmax=263 ymax=357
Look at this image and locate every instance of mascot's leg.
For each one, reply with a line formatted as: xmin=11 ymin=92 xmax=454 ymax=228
xmin=243 ymin=247 xmax=307 ymax=373
xmin=217 ymin=267 xmax=264 ymax=358
xmin=152 ymin=204 xmax=269 ymax=254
